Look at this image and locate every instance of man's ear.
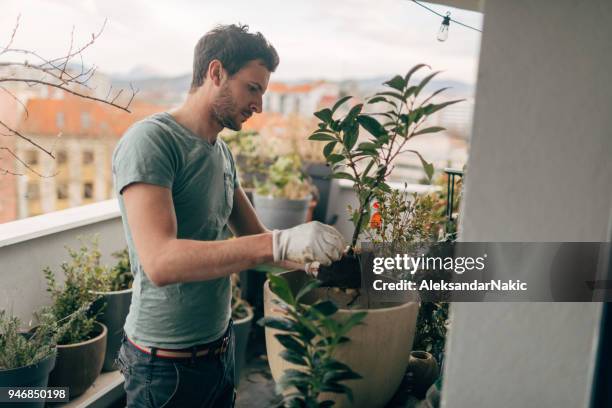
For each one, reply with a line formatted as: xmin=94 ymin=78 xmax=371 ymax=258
xmin=208 ymin=59 xmax=225 ymax=86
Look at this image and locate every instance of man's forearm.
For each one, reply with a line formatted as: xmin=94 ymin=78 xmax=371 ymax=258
xmin=149 ymin=232 xmax=273 ymax=286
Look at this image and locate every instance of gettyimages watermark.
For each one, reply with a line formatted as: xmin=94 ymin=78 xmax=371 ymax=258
xmin=358 ymin=242 xmax=612 ymax=302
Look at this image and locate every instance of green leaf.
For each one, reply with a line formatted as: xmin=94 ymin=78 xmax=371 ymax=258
xmin=323 ymin=370 xmax=363 ymax=383
xmin=260 ymin=316 xmax=297 ymax=332
xmin=276 ymin=334 xmax=306 ymax=354
xmin=357 ymin=142 xmax=378 ymax=151
xmin=366 ymin=96 xmax=389 ymax=104
xmin=280 ymin=349 xmax=309 ymax=366
xmin=314 ymin=108 xmax=333 ymax=123
xmin=323 ymin=141 xmax=337 ymax=158
xmin=378 ymin=182 xmax=392 ymax=193
xmin=312 ymin=300 xmax=338 ymax=316
xmin=403 ymin=85 xmax=418 ymax=99
xmin=342 ymin=126 xmax=359 ymax=151
xmin=330 ymin=172 xmax=356 ymax=182
xmin=415 ymin=71 xmax=441 ymax=97
xmin=327 ymin=154 xmax=345 ymax=164
xmin=404 ymin=63 xmax=430 ymax=85
xmin=309 ymin=132 xmax=337 ymax=142
xmin=376 ymin=91 xmax=404 ymax=101
xmin=383 ymin=74 xmax=406 ymax=91
xmin=413 ymin=126 xmax=446 ymax=136
xmin=295 ymin=280 xmax=321 ymax=302
xmin=357 ymin=115 xmax=387 ymax=138
xmin=268 ymin=273 xmax=295 ymax=305
xmin=423 ymin=99 xmax=465 ymax=115
xmin=331 ymin=95 xmax=352 ymax=113
xmin=339 ymin=311 xmax=368 ymax=336
xmin=407 ymin=150 xmax=435 ymax=182
xmin=421 ymin=87 xmax=451 ymax=105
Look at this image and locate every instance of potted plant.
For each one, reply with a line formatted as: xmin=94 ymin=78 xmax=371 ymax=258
xmin=222 ymin=130 xmax=270 ymax=203
xmin=42 ymin=240 xmax=108 ymax=399
xmin=264 ymin=65 xmax=462 ymax=407
xmin=261 ymin=274 xmax=366 ymax=407
xmin=231 ymin=274 xmax=253 ymax=385
xmin=91 ymin=246 xmax=134 ymax=372
xmin=253 ymin=153 xmax=317 ymax=230
xmin=0 ymin=311 xmax=57 ymax=408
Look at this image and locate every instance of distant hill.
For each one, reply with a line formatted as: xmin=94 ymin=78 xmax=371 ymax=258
xmin=110 ymin=72 xmax=474 ymax=105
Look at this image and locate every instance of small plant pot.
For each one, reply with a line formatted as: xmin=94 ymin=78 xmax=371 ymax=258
xmin=0 ymin=350 xmax=56 ymax=408
xmin=252 ymin=194 xmax=310 ymax=230
xmin=48 ymin=322 xmax=107 ymax=399
xmin=91 ymin=288 xmax=132 ymax=371
xmin=233 ymin=307 xmax=254 ymax=385
xmin=407 ymin=351 xmax=440 ymax=399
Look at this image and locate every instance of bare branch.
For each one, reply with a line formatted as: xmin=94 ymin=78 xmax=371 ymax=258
xmin=0 ymin=119 xmax=54 ymax=158
xmin=0 ymin=85 xmax=29 ymax=119
xmin=0 ymin=147 xmax=57 ymax=177
xmin=0 ymin=14 xmax=20 ymax=54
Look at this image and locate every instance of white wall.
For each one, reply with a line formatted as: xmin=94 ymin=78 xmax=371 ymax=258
xmin=0 ymin=200 xmax=126 ymax=324
xmin=443 ymin=0 xmax=612 ymax=407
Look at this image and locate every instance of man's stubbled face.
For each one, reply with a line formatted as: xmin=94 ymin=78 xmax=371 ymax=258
xmin=211 ymin=82 xmax=242 ymax=131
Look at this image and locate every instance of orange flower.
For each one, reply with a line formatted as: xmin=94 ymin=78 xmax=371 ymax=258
xmin=370 ymin=212 xmax=382 ymax=229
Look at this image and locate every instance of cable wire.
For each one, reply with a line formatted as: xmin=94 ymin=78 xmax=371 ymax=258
xmin=411 ymin=0 xmax=483 ymax=33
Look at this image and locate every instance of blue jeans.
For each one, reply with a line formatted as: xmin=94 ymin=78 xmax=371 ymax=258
xmin=116 ymin=322 xmax=236 ymax=408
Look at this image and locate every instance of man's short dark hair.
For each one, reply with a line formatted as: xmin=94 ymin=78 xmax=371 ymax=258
xmin=190 ymin=24 xmax=279 ymax=91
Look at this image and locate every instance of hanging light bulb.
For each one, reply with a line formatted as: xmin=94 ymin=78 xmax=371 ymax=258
xmin=437 ymin=12 xmax=451 ymax=42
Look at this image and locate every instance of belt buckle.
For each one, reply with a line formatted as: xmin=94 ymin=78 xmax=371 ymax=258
xmin=216 ymin=335 xmax=229 ymax=355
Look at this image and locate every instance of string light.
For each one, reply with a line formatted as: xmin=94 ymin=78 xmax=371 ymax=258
xmin=411 ymin=0 xmax=482 ymax=41
xmin=437 ymin=12 xmax=451 ymax=42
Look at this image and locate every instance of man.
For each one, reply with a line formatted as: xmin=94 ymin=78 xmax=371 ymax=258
xmin=112 ymin=24 xmax=345 ymax=407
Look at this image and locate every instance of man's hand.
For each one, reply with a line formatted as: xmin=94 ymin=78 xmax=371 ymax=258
xmin=272 ymin=221 xmax=346 ymax=266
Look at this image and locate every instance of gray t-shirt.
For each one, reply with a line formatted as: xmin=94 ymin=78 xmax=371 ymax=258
xmin=112 ymin=112 xmax=239 ymax=349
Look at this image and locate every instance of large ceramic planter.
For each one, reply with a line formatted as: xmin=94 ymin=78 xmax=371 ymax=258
xmin=92 ymin=288 xmax=132 ymax=371
xmin=253 ymin=193 xmax=310 ymax=230
xmin=233 ymin=306 xmax=254 ymax=385
xmin=48 ymin=322 xmax=107 ymax=399
xmin=0 ymin=350 xmax=56 ymax=408
xmin=264 ymin=270 xmax=419 ymax=408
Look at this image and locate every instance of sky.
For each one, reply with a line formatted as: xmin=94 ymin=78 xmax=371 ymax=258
xmin=1 ymin=0 xmax=483 ymax=83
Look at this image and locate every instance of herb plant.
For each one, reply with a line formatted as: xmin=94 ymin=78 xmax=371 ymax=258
xmin=0 ymin=311 xmax=55 ymax=370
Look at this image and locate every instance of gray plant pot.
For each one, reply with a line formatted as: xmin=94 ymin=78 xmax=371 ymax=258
xmin=233 ymin=307 xmax=253 ymax=385
xmin=92 ymin=288 xmax=132 ymax=371
xmin=48 ymin=322 xmax=107 ymax=399
xmin=0 ymin=350 xmax=56 ymax=408
xmin=253 ymin=194 xmax=310 ymax=230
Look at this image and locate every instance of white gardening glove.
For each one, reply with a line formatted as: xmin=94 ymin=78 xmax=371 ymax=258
xmin=273 ymin=221 xmax=346 ymax=266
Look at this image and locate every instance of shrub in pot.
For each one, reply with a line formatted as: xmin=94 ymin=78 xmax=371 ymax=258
xmin=231 ymin=274 xmax=253 ymax=385
xmin=0 ymin=311 xmax=57 ymax=408
xmin=264 ymin=65 xmax=462 ymax=407
xmin=41 ymin=240 xmax=108 ymax=398
xmin=253 ymin=154 xmax=317 ymax=230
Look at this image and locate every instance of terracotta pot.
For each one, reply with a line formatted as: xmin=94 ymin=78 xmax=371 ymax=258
xmin=264 ymin=270 xmax=419 ymax=408
xmin=48 ymin=322 xmax=107 ymax=399
xmin=407 ymin=351 xmax=439 ymax=399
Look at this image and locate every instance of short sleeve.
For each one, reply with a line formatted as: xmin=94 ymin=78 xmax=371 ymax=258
xmin=112 ymin=120 xmax=177 ymax=195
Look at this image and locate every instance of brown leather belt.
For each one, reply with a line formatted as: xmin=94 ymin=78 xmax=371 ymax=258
xmin=127 ymin=335 xmax=229 ymax=359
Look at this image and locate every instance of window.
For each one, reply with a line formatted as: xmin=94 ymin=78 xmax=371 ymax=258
xmin=56 ymin=183 xmax=68 ymax=200
xmin=56 ymin=150 xmax=67 ymax=165
xmin=81 ymin=112 xmax=91 ymax=129
xmin=83 ymin=182 xmax=94 ymax=199
xmin=26 ymin=182 xmax=40 ymax=200
xmin=25 ymin=150 xmax=38 ymax=166
xmin=56 ymin=112 xmax=65 ymax=128
xmin=82 ymin=151 xmax=94 ymax=165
